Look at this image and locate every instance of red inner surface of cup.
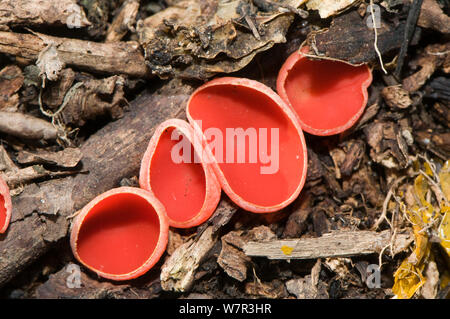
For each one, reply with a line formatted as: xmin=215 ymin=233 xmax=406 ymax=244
xmin=76 ymin=192 xmax=161 ymax=275
xmin=0 ymin=194 xmax=7 ymax=230
xmin=188 ymin=84 xmax=304 ymax=208
xmin=282 ymin=57 xmax=369 ymax=132
xmin=149 ymin=127 xmax=206 ymax=224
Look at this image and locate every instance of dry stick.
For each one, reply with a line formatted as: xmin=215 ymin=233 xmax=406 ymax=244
xmin=243 ymin=230 xmax=412 ymax=260
xmin=0 ymin=31 xmax=149 ymax=78
xmin=394 ymin=0 xmax=424 ymax=79
xmin=0 ymin=80 xmax=195 ymax=288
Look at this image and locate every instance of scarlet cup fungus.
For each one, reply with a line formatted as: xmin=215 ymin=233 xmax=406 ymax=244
xmin=186 ymin=77 xmax=308 ymax=213
xmin=139 ymin=119 xmax=221 ymax=228
xmin=277 ymin=47 xmax=372 ymax=136
xmin=0 ymin=175 xmax=12 ymax=234
xmin=70 ymin=187 xmax=169 ymax=280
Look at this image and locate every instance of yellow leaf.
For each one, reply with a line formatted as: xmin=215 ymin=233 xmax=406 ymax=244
xmin=439 ymin=160 xmax=450 ymax=202
xmin=438 ymin=209 xmax=450 ymax=258
xmin=392 ymin=258 xmax=426 ymax=299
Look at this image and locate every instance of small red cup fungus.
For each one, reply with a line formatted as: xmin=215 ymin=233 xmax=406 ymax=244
xmin=70 ymin=187 xmax=169 ymax=280
xmin=139 ymin=119 xmax=221 ymax=228
xmin=277 ymin=47 xmax=373 ymax=136
xmin=0 ymin=175 xmax=12 ymax=234
xmin=186 ymin=77 xmax=308 ymax=213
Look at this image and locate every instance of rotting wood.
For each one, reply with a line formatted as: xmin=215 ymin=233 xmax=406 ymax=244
xmin=0 ymin=80 xmax=194 ymax=288
xmin=243 ymin=230 xmax=413 ymax=260
xmin=0 ymin=31 xmax=149 ymax=78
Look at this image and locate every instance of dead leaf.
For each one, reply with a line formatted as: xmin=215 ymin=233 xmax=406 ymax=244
xmin=137 ymin=0 xmax=306 ymax=79
xmin=37 ymin=43 xmax=65 ymax=82
xmin=306 ymin=0 xmax=358 ymax=18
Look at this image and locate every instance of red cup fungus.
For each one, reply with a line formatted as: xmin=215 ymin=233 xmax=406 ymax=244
xmin=186 ymin=77 xmax=308 ymax=213
xmin=139 ymin=119 xmax=221 ymax=228
xmin=70 ymin=187 xmax=169 ymax=281
xmin=277 ymin=47 xmax=373 ymax=136
xmin=0 ymin=175 xmax=12 ymax=234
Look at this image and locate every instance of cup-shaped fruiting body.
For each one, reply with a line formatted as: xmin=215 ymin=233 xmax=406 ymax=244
xmin=186 ymin=77 xmax=308 ymax=213
xmin=277 ymin=47 xmax=373 ymax=136
xmin=0 ymin=175 xmax=12 ymax=234
xmin=139 ymin=119 xmax=221 ymax=228
xmin=70 ymin=187 xmax=169 ymax=280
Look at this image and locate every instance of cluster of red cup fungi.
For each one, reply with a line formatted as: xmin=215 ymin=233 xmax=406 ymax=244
xmin=69 ymin=47 xmax=373 ymax=280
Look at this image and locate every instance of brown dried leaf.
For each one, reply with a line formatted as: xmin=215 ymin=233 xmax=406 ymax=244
xmin=58 ymin=75 xmax=128 ymax=127
xmin=0 ymin=0 xmax=90 ymax=28
xmin=137 ymin=0 xmax=305 ymax=79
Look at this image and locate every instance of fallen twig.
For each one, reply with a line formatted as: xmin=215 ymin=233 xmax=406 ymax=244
xmin=0 ymin=111 xmax=60 ymax=141
xmin=0 ymin=31 xmax=149 ymax=78
xmin=243 ymin=230 xmax=412 ymax=259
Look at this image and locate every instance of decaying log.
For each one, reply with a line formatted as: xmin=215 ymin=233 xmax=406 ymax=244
xmin=243 ymin=230 xmax=413 ymax=260
xmin=160 ymin=198 xmax=238 ymax=292
xmin=0 ymin=31 xmax=149 ymax=78
xmin=0 ymin=80 xmax=194 ymax=288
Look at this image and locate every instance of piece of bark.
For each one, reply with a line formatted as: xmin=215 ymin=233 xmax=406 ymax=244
xmin=243 ymin=230 xmax=413 ymax=260
xmin=217 ymin=225 xmax=276 ymax=282
xmin=402 ymin=42 xmax=450 ymax=92
xmin=282 ymin=192 xmax=312 ymax=238
xmin=329 ymin=139 xmax=365 ymax=178
xmin=0 ymin=65 xmax=24 ymax=112
xmin=0 ymin=0 xmax=90 ymax=29
xmin=417 ymin=0 xmax=450 ymax=34
xmin=160 ymin=197 xmax=238 ymax=292
xmin=364 ymin=121 xmax=409 ymax=169
xmin=0 ymin=111 xmax=60 ymax=141
xmin=16 ymin=148 xmax=82 ymax=168
xmin=309 ymin=10 xmax=421 ymax=64
xmin=0 ymin=80 xmax=194 ymax=288
xmin=381 ymin=85 xmax=413 ymax=109
xmin=106 ymin=0 xmax=139 ymax=42
xmin=34 ymin=263 xmax=161 ymax=299
xmin=245 ymin=279 xmax=288 ymax=299
xmin=415 ymin=130 xmax=450 ymax=158
xmin=0 ymin=31 xmax=149 ymax=78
